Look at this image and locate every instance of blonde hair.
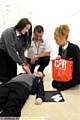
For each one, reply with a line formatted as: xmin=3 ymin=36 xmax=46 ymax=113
xmin=54 ymin=24 xmax=70 ymax=39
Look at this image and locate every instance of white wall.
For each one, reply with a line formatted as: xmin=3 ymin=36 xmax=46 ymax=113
xmin=0 ymin=0 xmax=80 ymax=58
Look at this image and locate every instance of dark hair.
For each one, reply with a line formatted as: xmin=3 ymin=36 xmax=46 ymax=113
xmin=15 ymin=18 xmax=32 ymax=49
xmin=20 ymin=25 xmax=32 ymax=49
xmin=27 ymin=25 xmax=32 ymax=48
xmin=33 ymin=25 xmax=44 ymax=33
xmin=14 ymin=18 xmax=32 ymax=32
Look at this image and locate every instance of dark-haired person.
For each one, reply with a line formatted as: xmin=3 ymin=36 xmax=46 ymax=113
xmin=0 ymin=18 xmax=32 ymax=83
xmin=52 ymin=24 xmax=80 ymax=91
xmin=26 ymin=25 xmax=51 ymax=73
xmin=0 ymin=72 xmax=44 ymax=117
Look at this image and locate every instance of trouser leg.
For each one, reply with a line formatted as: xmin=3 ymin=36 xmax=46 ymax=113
xmin=7 ymin=55 xmax=17 ymax=80
xmin=0 ymin=85 xmax=9 ymax=110
xmin=37 ymin=56 xmax=50 ymax=72
xmin=26 ymin=56 xmax=50 ymax=73
xmin=0 ymin=83 xmax=30 ymax=117
xmin=52 ymin=77 xmax=80 ymax=91
xmin=0 ymin=49 xmax=17 ymax=83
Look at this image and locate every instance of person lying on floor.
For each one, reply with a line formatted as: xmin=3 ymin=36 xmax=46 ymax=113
xmin=0 ymin=71 xmax=44 ymax=117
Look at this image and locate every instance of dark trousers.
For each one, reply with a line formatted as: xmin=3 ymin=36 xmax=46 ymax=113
xmin=26 ymin=56 xmax=50 ymax=73
xmin=0 ymin=49 xmax=17 ymax=83
xmin=52 ymin=76 xmax=80 ymax=91
xmin=0 ymin=82 xmax=30 ymax=117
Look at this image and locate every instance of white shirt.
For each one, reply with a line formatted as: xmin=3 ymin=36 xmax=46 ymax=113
xmin=27 ymin=39 xmax=51 ymax=58
xmin=16 ymin=30 xmax=21 ymax=36
xmin=62 ymin=41 xmax=69 ymax=51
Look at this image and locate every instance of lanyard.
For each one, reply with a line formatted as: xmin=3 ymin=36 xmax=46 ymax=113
xmin=34 ymin=41 xmax=40 ymax=55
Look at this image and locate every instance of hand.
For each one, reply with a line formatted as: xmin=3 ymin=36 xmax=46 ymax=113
xmin=35 ymin=98 xmax=43 ymax=105
xmin=31 ymin=57 xmax=38 ymax=64
xmin=33 ymin=72 xmax=44 ymax=78
xmin=22 ymin=64 xmax=31 ymax=74
xmin=56 ymin=55 xmax=61 ymax=60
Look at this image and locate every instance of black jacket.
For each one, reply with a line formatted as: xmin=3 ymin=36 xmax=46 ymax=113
xmin=31 ymin=77 xmax=45 ymax=101
xmin=59 ymin=42 xmax=80 ymax=79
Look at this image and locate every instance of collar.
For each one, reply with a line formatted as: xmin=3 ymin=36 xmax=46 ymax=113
xmin=62 ymin=41 xmax=69 ymax=50
xmin=32 ymin=38 xmax=43 ymax=43
xmin=16 ymin=30 xmax=21 ymax=37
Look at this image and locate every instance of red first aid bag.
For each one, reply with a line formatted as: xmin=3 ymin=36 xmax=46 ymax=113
xmin=52 ymin=59 xmax=73 ymax=82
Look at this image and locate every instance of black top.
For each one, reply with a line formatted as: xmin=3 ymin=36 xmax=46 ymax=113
xmin=59 ymin=42 xmax=80 ymax=79
xmin=31 ymin=77 xmax=45 ymax=101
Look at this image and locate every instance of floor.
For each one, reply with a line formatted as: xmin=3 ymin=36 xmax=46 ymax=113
xmin=18 ymin=62 xmax=80 ymax=120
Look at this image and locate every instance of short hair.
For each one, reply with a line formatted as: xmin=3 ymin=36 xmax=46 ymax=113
xmin=15 ymin=18 xmax=32 ymax=32
xmin=54 ymin=24 xmax=70 ymax=39
xmin=33 ymin=25 xmax=44 ymax=33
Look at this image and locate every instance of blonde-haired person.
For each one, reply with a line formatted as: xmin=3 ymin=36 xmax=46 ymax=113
xmin=52 ymin=24 xmax=80 ymax=90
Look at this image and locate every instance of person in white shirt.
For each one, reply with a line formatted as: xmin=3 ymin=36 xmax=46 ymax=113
xmin=26 ymin=25 xmax=51 ymax=73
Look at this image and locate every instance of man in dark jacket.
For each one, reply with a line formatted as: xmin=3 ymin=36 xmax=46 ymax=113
xmin=0 ymin=72 xmax=44 ymax=118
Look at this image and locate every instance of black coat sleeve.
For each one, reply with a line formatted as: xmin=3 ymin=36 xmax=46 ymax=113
xmin=31 ymin=77 xmax=45 ymax=102
xmin=36 ymin=79 xmax=45 ymax=101
xmin=72 ymin=45 xmax=80 ymax=78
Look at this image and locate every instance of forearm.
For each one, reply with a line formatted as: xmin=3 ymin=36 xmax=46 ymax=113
xmin=36 ymin=51 xmax=50 ymax=58
xmin=19 ymin=49 xmax=28 ymax=64
xmin=36 ymin=80 xmax=45 ymax=101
